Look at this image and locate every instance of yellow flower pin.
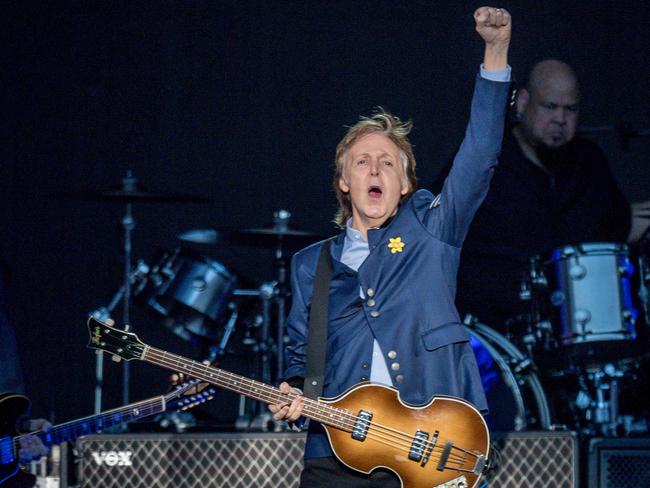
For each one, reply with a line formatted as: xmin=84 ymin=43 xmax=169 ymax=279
xmin=388 ymin=237 xmax=405 ymax=254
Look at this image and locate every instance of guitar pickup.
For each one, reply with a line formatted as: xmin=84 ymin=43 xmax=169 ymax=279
xmin=351 ymin=410 xmax=373 ymax=441
xmin=408 ymin=430 xmax=430 ymax=462
xmin=421 ymin=430 xmax=438 ymax=466
xmin=1 ymin=436 xmax=16 ymax=464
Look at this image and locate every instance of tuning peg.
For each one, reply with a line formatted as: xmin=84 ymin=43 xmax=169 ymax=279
xmin=111 ymin=355 xmax=122 ymax=362
xmin=106 ymin=318 xmax=115 ymax=326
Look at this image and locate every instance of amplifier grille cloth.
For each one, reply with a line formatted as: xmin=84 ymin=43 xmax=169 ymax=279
xmin=77 ymin=431 xmax=577 ymax=487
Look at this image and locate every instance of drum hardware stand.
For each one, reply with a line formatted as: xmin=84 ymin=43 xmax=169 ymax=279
xmin=254 ymin=280 xmax=286 ymax=432
xmin=232 ymin=282 xmax=286 ymax=431
xmin=87 ymin=172 xmax=144 ymax=413
xmin=230 ymin=287 xmax=262 ymax=429
xmin=258 ymin=281 xmax=277 ymax=386
xmin=271 ymin=209 xmax=292 ymax=382
xmin=638 ymin=247 xmax=650 ymax=327
xmin=205 ymin=304 xmax=239 ymax=362
xmin=246 ymin=209 xmax=295 ymax=432
xmin=573 ymin=363 xmax=625 ymax=437
xmin=519 ymin=256 xmax=554 ymax=355
xmin=119 ymin=173 xmax=137 ymax=408
xmin=89 ymin=260 xmax=151 ymax=415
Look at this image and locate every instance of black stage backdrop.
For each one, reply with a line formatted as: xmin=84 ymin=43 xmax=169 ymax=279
xmin=4 ymin=1 xmax=650 ymax=424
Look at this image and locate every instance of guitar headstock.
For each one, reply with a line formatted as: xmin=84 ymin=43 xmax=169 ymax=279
xmin=86 ymin=316 xmax=146 ymax=361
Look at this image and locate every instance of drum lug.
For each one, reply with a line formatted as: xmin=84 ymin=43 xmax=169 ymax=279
xmin=569 ymin=264 xmax=586 ymax=280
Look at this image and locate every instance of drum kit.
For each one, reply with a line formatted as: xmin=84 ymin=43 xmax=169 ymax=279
xmin=54 ymin=174 xmax=650 ymax=436
xmin=465 ymin=240 xmax=650 ymax=437
xmin=54 ymin=172 xmax=323 ymax=431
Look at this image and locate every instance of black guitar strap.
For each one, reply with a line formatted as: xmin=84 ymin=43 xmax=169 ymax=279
xmin=303 ymin=238 xmax=334 ymax=400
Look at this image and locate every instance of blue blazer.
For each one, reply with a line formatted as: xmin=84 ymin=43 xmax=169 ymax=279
xmin=284 ymin=75 xmax=509 ymax=458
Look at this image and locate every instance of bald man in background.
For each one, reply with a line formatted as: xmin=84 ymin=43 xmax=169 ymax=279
xmin=434 ymin=59 xmax=650 ymax=332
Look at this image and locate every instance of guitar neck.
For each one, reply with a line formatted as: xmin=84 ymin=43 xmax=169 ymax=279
xmin=18 ymin=396 xmax=166 ymax=448
xmin=142 ymin=346 xmax=352 ymax=432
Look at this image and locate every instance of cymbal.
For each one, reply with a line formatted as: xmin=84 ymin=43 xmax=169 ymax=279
xmin=51 ymin=189 xmax=211 ymax=203
xmin=178 ymin=226 xmax=324 ymax=247
xmin=239 ymin=226 xmax=319 ymax=237
xmin=177 ymin=228 xmax=220 ymax=244
xmin=50 ymin=175 xmax=211 ymax=203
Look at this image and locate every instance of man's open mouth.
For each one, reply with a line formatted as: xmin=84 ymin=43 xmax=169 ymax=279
xmin=368 ymin=185 xmax=383 ymax=199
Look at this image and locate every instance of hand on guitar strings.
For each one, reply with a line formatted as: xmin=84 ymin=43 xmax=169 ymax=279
xmin=18 ymin=418 xmax=51 ymax=463
xmin=268 ymin=382 xmax=304 ymax=422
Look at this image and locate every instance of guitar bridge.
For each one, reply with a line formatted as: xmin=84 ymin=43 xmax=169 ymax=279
xmin=436 ymin=440 xmax=454 ymax=471
xmin=351 ymin=410 xmax=372 ymax=441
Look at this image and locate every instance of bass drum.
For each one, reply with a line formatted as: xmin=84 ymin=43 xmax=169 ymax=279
xmin=465 ymin=319 xmax=552 ymax=431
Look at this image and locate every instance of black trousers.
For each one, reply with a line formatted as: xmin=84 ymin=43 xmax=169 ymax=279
xmin=300 ymin=456 xmax=401 ymax=488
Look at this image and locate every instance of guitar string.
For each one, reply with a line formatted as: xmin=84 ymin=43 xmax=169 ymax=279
xmin=95 ymin=326 xmax=476 ymax=465
xmin=147 ymin=349 xmax=472 ymax=468
xmin=143 ymin=347 xmax=473 ymax=466
xmin=7 ymin=384 xmax=207 ymax=454
xmin=7 ymin=396 xmax=166 ymax=453
xmin=144 ymin=348 xmax=470 ymax=466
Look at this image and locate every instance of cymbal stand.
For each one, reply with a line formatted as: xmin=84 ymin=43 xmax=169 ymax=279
xmin=90 ymin=260 xmax=149 ymax=413
xmin=120 ymin=173 xmax=136 ymax=407
xmin=89 ymin=172 xmax=139 ymax=413
xmin=258 ymin=282 xmax=275 ymax=387
xmin=273 ymin=209 xmax=291 ymax=381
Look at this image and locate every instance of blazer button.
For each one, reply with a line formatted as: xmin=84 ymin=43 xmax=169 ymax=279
xmin=361 ymin=362 xmax=369 ymax=369
xmin=387 ymin=350 xmax=397 ymax=359
xmin=395 ymin=374 xmax=404 ymax=383
xmin=367 ymin=299 xmax=376 ymax=307
xmin=367 ymin=288 xmax=375 ymax=297
xmin=391 ymin=362 xmax=400 ymax=371
xmin=370 ymin=311 xmax=380 ymax=318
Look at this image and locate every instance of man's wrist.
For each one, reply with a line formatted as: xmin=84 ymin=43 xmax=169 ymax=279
xmin=483 ymin=43 xmax=509 ymax=71
xmin=480 ymin=64 xmax=511 ymax=82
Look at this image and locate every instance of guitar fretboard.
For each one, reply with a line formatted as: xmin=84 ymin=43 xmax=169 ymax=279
xmin=2 ymin=397 xmax=166 ymax=464
xmin=143 ymin=346 xmax=356 ymax=432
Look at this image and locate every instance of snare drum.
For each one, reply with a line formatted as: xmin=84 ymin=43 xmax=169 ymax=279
xmin=550 ymin=243 xmax=637 ymax=347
